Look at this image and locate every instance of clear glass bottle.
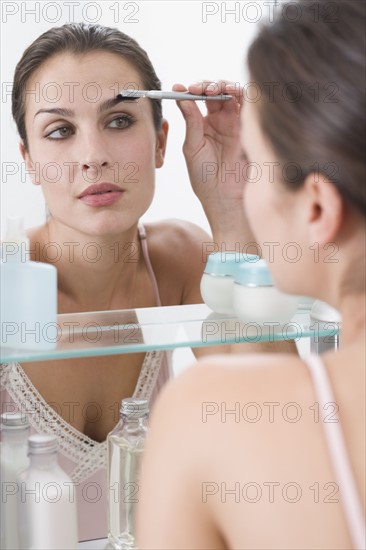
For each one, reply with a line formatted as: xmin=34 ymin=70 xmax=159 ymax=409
xmin=107 ymin=398 xmax=149 ymax=549
xmin=0 ymin=412 xmax=30 ymax=550
xmin=16 ymin=434 xmax=78 ymax=550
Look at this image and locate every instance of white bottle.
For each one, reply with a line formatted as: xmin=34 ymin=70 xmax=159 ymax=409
xmin=0 ymin=412 xmax=30 ymax=550
xmin=17 ymin=434 xmax=78 ymax=550
xmin=0 ymin=217 xmax=58 ymax=350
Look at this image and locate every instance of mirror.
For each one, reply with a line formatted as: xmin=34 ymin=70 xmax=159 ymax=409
xmin=1 ymin=1 xmax=272 ymax=544
xmin=1 ymin=0 xmax=263 ymax=234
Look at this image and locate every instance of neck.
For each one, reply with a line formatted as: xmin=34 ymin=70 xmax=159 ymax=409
xmin=337 ymin=291 xmax=366 ymax=348
xmin=35 ymin=220 xmax=144 ymax=311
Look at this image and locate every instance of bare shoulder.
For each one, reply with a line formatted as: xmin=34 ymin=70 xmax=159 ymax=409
xmin=145 ymin=352 xmax=365 ymax=548
xmin=143 ymin=219 xmax=211 ymax=256
xmin=149 ymin=353 xmax=314 ymax=452
xmin=148 ymin=352 xmax=314 ymax=493
xmin=153 ymin=349 xmax=364 ymax=472
xmin=153 ymin=353 xmax=312 ymax=418
xmin=142 ymin=219 xmax=212 ymax=304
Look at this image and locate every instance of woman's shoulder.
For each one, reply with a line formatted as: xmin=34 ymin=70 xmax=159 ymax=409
xmin=142 ymin=219 xmax=211 ymax=254
xmin=146 ymin=350 xmax=365 ymax=549
xmin=141 ymin=219 xmax=212 ymax=302
xmin=158 ymin=348 xmax=365 ymax=415
xmin=155 ymin=352 xmax=312 ymax=415
xmin=153 ymin=349 xmax=365 ymax=478
xmin=149 ymin=353 xmax=314 ymax=456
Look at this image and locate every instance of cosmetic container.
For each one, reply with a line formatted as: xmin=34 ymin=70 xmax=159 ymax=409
xmin=17 ymin=434 xmax=78 ymax=550
xmin=200 ymin=252 xmax=258 ymax=314
xmin=0 ymin=412 xmax=30 ymax=550
xmin=107 ymin=398 xmax=149 ymax=550
xmin=0 ymin=217 xmax=58 ymax=350
xmin=232 ymin=259 xmax=298 ymax=324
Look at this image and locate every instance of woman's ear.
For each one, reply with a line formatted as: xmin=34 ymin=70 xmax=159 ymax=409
xmin=19 ymin=142 xmax=40 ymax=186
xmin=304 ymin=171 xmax=344 ymax=246
xmin=155 ymin=119 xmax=169 ymax=168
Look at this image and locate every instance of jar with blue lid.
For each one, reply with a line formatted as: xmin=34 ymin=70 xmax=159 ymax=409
xmin=232 ymin=258 xmax=298 ymax=324
xmin=200 ymin=252 xmax=258 ymax=314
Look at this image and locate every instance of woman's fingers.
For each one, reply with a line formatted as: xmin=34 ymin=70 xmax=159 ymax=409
xmin=172 ymin=80 xmax=243 ymax=155
xmin=187 ymin=80 xmax=243 ymax=114
xmin=172 ymin=83 xmax=204 ymax=155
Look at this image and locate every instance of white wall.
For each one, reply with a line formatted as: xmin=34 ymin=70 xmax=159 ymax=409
xmin=1 ymin=0 xmax=274 ymax=236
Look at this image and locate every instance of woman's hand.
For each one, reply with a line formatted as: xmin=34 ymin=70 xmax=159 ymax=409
xmin=173 ymin=80 xmax=255 ymax=248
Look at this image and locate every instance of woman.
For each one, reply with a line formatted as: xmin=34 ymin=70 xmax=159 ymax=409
xmin=137 ymin=1 xmax=366 ymax=548
xmin=1 ymin=22 xmax=294 ymax=540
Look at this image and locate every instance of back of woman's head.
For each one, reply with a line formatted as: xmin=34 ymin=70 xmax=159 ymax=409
xmin=247 ymin=0 xmax=365 ymax=216
xmin=12 ymin=22 xmax=163 ymax=152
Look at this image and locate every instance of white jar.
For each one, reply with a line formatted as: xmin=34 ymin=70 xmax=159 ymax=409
xmin=200 ymin=252 xmax=258 ymax=314
xmin=232 ymin=259 xmax=298 ymax=325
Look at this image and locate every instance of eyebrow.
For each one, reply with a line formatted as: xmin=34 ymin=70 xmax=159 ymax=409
xmin=34 ymin=95 xmax=137 ymax=119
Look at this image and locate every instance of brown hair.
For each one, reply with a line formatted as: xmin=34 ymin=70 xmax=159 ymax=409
xmin=247 ymin=0 xmax=365 ymax=215
xmin=12 ymin=22 xmax=163 ymax=152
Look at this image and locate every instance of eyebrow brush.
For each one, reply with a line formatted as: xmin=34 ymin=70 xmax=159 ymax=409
xmin=118 ymin=90 xmax=233 ymax=101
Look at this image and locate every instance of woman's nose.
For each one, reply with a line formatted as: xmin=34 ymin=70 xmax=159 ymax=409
xmin=79 ymin=134 xmax=113 ymax=175
xmin=82 ymin=159 xmax=109 ymax=174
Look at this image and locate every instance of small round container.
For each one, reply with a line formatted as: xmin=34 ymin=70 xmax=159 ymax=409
xmin=200 ymin=252 xmax=258 ymax=314
xmin=232 ymin=259 xmax=298 ymax=324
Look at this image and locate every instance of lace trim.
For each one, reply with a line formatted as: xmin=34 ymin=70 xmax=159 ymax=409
xmin=0 ymin=351 xmax=164 ymax=483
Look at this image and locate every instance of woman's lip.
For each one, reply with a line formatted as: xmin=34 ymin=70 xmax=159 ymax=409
xmin=77 ymin=182 xmax=124 ymax=207
xmin=79 ymin=191 xmax=124 ymax=207
xmin=77 ymin=183 xmax=123 ymax=198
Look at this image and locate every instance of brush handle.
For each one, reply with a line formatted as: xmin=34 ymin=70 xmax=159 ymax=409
xmin=119 ymin=90 xmax=233 ymax=101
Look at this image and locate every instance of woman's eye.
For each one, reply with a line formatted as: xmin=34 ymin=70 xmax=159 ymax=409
xmin=108 ymin=116 xmax=133 ymax=129
xmin=46 ymin=126 xmax=72 ymax=139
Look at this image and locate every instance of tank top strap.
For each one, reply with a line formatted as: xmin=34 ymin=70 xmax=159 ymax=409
xmin=137 ymin=223 xmax=162 ymax=307
xmin=303 ymin=354 xmax=365 ymax=550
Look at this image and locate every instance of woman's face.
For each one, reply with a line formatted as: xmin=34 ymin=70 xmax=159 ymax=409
xmin=21 ymin=51 xmax=167 ymax=237
xmin=240 ymin=100 xmax=308 ymax=293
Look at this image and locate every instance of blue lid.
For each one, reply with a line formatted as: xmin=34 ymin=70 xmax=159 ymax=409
xmin=234 ymin=258 xmax=273 ymax=286
xmin=204 ymin=252 xmax=259 ymax=276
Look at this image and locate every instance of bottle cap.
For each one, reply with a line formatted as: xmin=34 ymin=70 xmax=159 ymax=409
xmin=120 ymin=398 xmax=149 ymax=418
xmin=1 ymin=412 xmax=30 ymax=430
xmin=28 ymin=434 xmax=58 ymax=455
xmin=204 ymin=252 xmax=259 ymax=277
xmin=234 ymin=258 xmax=273 ymax=287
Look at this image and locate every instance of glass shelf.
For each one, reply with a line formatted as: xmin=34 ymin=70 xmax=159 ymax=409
xmin=0 ymin=303 xmax=340 ymax=364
